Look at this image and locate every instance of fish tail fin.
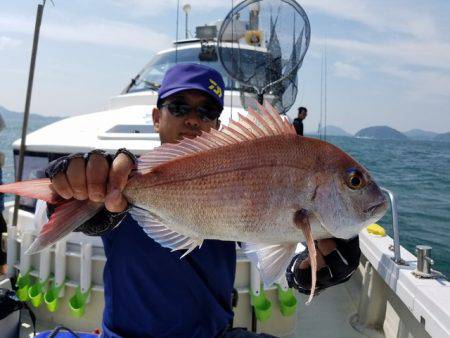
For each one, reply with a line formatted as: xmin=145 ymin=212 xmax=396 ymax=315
xmin=26 ymin=199 xmax=103 ymax=255
xmin=0 ymin=178 xmax=61 ymax=204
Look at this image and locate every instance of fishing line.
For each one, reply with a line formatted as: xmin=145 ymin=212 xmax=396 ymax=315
xmin=230 ymin=0 xmax=234 ymax=119
xmin=175 ymin=0 xmax=180 ymax=64
xmin=324 ymin=40 xmax=327 ymax=141
xmin=319 ymin=49 xmax=323 ymax=140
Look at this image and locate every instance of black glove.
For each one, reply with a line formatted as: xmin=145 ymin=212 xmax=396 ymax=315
xmin=286 ymin=236 xmax=360 ymax=295
xmin=45 ymin=148 xmax=136 ymax=236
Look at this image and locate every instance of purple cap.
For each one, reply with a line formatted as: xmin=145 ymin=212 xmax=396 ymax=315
xmin=157 ymin=63 xmax=225 ymax=109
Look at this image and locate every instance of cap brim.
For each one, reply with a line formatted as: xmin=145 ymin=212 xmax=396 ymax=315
xmin=158 ymin=85 xmax=223 ymax=109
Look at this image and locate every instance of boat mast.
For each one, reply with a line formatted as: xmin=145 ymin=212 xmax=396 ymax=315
xmin=183 ymin=4 xmax=191 ymax=39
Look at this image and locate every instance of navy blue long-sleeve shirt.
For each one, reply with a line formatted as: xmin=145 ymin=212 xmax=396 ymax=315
xmin=101 ymin=214 xmax=236 ymax=338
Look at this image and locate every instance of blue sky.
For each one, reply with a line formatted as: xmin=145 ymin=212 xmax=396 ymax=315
xmin=1 ymin=0 xmax=449 ymax=133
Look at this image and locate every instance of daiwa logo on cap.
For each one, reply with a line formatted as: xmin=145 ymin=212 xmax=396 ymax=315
xmin=208 ymin=79 xmax=223 ymax=98
xmin=157 ymin=63 xmax=225 ymax=109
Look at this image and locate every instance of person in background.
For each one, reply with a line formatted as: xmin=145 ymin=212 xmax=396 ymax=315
xmin=0 ymin=113 xmax=6 ymax=275
xmin=293 ymin=106 xmax=307 ymax=136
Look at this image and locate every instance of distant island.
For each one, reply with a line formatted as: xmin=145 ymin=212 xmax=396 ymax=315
xmin=404 ymin=129 xmax=438 ymax=141
xmin=305 ymin=125 xmax=352 ymax=137
xmin=304 ymin=124 xmax=450 ymax=143
xmin=355 ymin=126 xmax=408 ymax=140
xmin=434 ymin=132 xmax=450 ymax=142
xmin=318 ymin=126 xmax=352 ymax=137
xmin=0 ymin=105 xmax=61 ymax=123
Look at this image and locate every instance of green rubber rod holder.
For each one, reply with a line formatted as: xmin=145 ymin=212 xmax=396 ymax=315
xmin=250 ymin=287 xmax=272 ymax=322
xmin=28 ymin=281 xmax=45 ymax=308
xmin=16 ymin=273 xmax=31 ymax=302
xmin=69 ymin=287 xmax=91 ymax=318
xmin=44 ymin=283 xmax=65 ymax=313
xmin=277 ymin=285 xmax=298 ymax=317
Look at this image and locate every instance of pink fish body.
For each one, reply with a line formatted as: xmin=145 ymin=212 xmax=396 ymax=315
xmin=0 ymin=103 xmax=387 ymax=303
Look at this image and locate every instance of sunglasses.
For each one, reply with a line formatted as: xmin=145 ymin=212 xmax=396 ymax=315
xmin=161 ymin=101 xmax=222 ymax=122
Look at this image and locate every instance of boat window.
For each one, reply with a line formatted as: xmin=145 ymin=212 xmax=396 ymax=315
xmin=13 ymin=151 xmax=49 ymax=210
xmin=106 ymin=124 xmax=155 ymax=134
xmin=127 ymin=47 xmax=265 ymax=93
xmin=10 ymin=151 xmax=68 ymax=211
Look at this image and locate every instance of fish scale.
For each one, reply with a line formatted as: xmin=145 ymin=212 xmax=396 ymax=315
xmin=128 ymin=165 xmax=309 ymax=242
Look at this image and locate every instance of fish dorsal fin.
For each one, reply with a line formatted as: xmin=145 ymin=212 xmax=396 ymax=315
xmin=137 ymin=101 xmax=296 ymax=174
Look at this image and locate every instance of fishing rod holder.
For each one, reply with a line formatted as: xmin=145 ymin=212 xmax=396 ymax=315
xmin=414 ymin=245 xmax=433 ymax=276
xmin=380 ymin=187 xmax=406 ymax=265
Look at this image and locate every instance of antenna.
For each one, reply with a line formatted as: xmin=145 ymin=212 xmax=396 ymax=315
xmin=182 ymin=4 xmax=191 ymax=39
xmin=175 ymin=0 xmax=180 ymax=63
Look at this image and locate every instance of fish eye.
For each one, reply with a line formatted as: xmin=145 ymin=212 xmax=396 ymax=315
xmin=346 ymin=168 xmax=365 ymax=190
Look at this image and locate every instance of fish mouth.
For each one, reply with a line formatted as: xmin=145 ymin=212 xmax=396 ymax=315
xmin=364 ymin=199 xmax=388 ymax=216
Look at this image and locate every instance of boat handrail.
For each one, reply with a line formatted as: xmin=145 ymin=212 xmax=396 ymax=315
xmin=380 ymin=187 xmax=405 ymax=265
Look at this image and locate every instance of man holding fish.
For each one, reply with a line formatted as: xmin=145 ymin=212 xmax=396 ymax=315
xmin=0 ymin=63 xmax=386 ymax=337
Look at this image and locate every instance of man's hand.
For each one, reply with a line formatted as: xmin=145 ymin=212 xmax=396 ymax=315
xmin=48 ymin=151 xmax=134 ymax=213
xmin=287 ymin=236 xmax=361 ymax=294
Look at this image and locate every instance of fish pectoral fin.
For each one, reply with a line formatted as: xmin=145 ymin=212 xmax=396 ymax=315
xmin=294 ymin=209 xmax=318 ymax=305
xmin=129 ymin=207 xmax=202 ymax=257
xmin=242 ymin=242 xmax=297 ymax=287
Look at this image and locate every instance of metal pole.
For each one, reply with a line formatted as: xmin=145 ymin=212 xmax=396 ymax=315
xmin=185 ymin=12 xmax=188 ymax=39
xmin=12 ymin=2 xmax=45 ymax=227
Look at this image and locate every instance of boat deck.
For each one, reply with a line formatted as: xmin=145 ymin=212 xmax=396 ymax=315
xmin=6 ymin=274 xmax=368 ymax=338
xmin=293 ymin=282 xmax=364 ymax=338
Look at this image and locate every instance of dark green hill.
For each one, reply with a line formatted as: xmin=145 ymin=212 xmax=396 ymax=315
xmin=355 ymin=126 xmax=408 ymax=140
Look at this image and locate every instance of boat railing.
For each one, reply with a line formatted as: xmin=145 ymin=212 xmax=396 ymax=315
xmin=380 ymin=187 xmax=406 ymax=265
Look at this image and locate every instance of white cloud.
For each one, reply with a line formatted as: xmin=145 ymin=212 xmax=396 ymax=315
xmin=0 ymin=14 xmax=172 ymax=51
xmin=111 ymin=0 xmax=238 ymax=17
xmin=302 ymin=0 xmax=440 ymax=40
xmin=314 ymin=37 xmax=450 ymax=101
xmin=378 ymin=66 xmax=450 ymax=99
xmin=315 ymin=37 xmax=450 ymax=72
xmin=333 ymin=61 xmax=361 ymax=80
xmin=0 ymin=36 xmax=21 ymax=50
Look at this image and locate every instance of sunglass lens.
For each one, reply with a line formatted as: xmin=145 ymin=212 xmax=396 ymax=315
xmin=197 ymin=106 xmax=219 ymax=122
xmin=167 ymin=103 xmax=190 ymax=117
